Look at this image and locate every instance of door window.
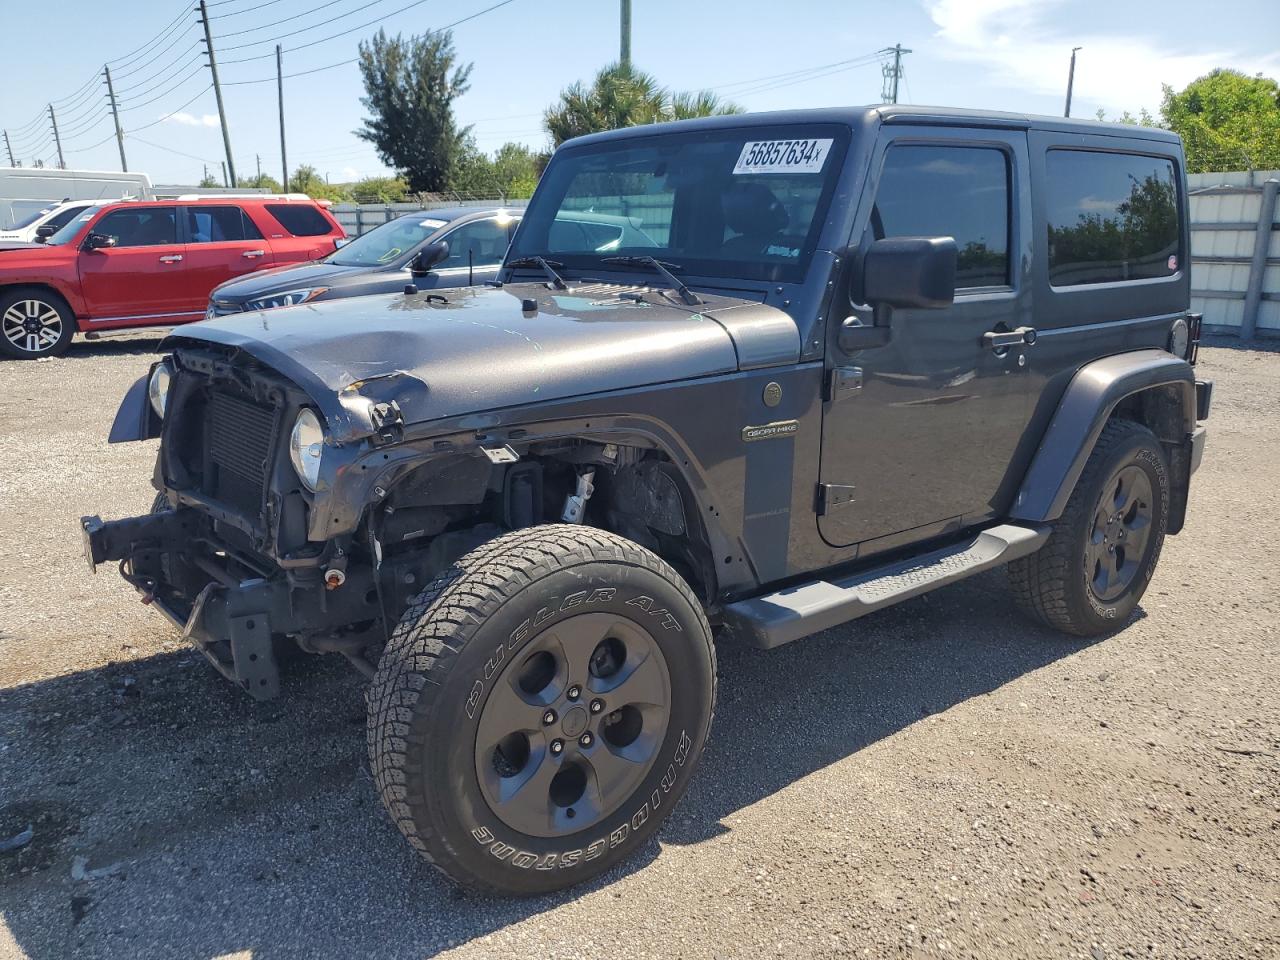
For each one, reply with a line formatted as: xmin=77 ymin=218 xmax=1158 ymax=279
xmin=92 ymin=208 xmax=178 ymax=247
xmin=45 ymin=205 xmax=88 ymax=231
xmin=265 ymin=203 xmax=332 ymax=236
xmin=187 ymin=206 xmax=263 ymax=243
xmin=1045 ymin=150 xmax=1179 ymax=286
xmin=872 ymin=145 xmax=1011 ymax=288
xmin=439 ymin=218 xmax=510 ymax=269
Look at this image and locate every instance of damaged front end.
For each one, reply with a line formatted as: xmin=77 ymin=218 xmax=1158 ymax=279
xmin=81 ymin=344 xmax=451 ymax=699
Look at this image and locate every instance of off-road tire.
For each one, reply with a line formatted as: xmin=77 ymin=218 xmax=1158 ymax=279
xmin=0 ymin=287 xmax=76 ymax=359
xmin=1009 ymin=418 xmax=1169 ymax=636
xmin=367 ymin=524 xmax=716 ymax=896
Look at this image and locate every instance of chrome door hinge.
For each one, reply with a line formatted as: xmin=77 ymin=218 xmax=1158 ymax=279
xmin=825 ymin=366 xmax=863 ymax=402
xmin=816 ymin=482 xmax=857 ymax=515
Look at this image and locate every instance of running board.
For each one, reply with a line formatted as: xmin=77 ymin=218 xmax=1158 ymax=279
xmin=722 ymin=523 xmax=1050 ymax=649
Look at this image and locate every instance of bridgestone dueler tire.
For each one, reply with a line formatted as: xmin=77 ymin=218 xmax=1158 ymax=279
xmin=367 ymin=524 xmax=716 ymax=895
xmin=1009 ymin=418 xmax=1169 ymax=636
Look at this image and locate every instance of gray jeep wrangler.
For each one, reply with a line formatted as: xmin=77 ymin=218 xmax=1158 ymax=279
xmin=82 ymin=105 xmax=1211 ymax=895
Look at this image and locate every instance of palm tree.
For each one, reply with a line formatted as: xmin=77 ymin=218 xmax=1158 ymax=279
xmin=544 ymin=63 xmax=743 ymax=147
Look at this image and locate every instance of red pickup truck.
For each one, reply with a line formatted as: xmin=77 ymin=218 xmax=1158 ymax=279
xmin=0 ymin=196 xmax=344 ymax=359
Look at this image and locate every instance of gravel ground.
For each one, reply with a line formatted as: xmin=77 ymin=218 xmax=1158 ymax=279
xmin=0 ymin=336 xmax=1277 ymax=960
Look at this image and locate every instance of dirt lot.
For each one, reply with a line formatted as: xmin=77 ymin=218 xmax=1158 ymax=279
xmin=0 ymin=336 xmax=1276 ymax=960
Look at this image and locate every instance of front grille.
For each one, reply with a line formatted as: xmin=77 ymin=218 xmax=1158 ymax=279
xmin=207 ymin=390 xmax=277 ymax=515
xmin=207 ymin=301 xmax=243 ymax=319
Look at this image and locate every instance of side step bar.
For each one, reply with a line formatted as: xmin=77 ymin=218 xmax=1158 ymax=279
xmin=722 ymin=523 xmax=1050 ymax=649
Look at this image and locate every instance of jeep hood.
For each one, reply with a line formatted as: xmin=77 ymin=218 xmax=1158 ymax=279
xmin=166 ymin=282 xmax=798 ymax=442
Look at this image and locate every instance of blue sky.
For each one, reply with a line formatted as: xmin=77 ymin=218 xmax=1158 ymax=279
xmin=2 ymin=0 xmax=1276 ymax=185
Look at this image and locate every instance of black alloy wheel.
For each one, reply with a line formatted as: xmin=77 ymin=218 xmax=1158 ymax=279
xmin=1086 ymin=464 xmax=1154 ymax=603
xmin=476 ymin=612 xmax=671 ymax=838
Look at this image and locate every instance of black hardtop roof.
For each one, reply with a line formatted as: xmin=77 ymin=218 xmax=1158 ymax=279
xmin=564 ymin=104 xmax=1182 ymax=149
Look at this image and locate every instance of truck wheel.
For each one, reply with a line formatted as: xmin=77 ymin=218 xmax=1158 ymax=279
xmin=367 ymin=525 xmax=716 ymax=895
xmin=0 ymin=288 xmax=76 ymax=359
xmin=1010 ymin=418 xmax=1169 ymax=636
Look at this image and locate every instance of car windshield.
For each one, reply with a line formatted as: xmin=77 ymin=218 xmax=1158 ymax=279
xmin=44 ymin=204 xmax=105 ymax=246
xmin=508 ymin=123 xmax=849 ymax=284
xmin=326 ymin=215 xmax=449 ymax=267
xmin=10 ymin=205 xmax=58 ymax=230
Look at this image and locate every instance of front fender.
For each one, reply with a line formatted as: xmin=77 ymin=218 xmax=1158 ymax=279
xmin=108 ymin=371 xmax=162 ymax=443
xmin=1011 ymin=349 xmax=1196 ymax=522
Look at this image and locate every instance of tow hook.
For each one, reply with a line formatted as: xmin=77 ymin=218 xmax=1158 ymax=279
xmin=562 ymin=468 xmax=596 ymax=523
xmin=325 ymin=547 xmax=349 ymax=590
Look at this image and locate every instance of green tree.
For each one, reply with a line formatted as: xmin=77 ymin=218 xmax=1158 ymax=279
xmin=450 ymin=141 xmax=542 ymax=198
xmin=243 ymin=173 xmax=283 ymax=192
xmin=355 ymin=28 xmax=473 ymax=192
xmin=349 ymin=175 xmax=410 ymax=202
xmin=290 ymin=164 xmax=349 ymax=201
xmin=1160 ymin=70 xmax=1280 ymax=172
xmin=198 ymin=172 xmax=220 ymax=188
xmin=544 ymin=63 xmax=743 ymax=147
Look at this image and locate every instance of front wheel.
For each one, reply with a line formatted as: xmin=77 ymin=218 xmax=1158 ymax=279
xmin=1010 ymin=418 xmax=1169 ymax=636
xmin=0 ymin=288 xmax=75 ymax=359
xmin=367 ymin=525 xmax=716 ymax=895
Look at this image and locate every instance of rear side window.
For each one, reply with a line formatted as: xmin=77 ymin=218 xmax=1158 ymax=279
xmin=872 ymin=144 xmax=1011 ymax=289
xmin=265 ymin=203 xmax=332 ymax=237
xmin=187 ymin=206 xmax=263 ymax=243
xmin=1045 ymin=150 xmax=1180 ymax=287
xmin=93 ymin=208 xmax=178 ymax=247
xmin=46 ymin=206 xmax=87 ymax=231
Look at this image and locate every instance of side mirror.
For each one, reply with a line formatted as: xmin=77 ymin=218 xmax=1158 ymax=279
xmin=34 ymin=224 xmax=56 ymax=243
xmin=863 ymin=236 xmax=957 ymax=310
xmin=83 ymin=233 xmax=117 ymax=251
xmin=410 ymin=239 xmax=449 ymax=275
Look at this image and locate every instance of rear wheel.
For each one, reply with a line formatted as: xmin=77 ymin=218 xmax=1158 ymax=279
xmin=367 ymin=525 xmax=716 ymax=895
xmin=1010 ymin=418 xmax=1169 ymax=636
xmin=0 ymin=288 xmax=75 ymax=359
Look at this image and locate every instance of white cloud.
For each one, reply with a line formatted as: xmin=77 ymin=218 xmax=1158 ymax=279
xmin=924 ymin=0 xmax=1280 ymax=114
xmin=341 ymin=166 xmax=361 ymax=181
xmin=165 ymin=112 xmax=219 ymax=127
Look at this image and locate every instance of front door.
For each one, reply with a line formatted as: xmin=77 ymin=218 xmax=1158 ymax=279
xmin=419 ymin=216 xmax=513 ymax=289
xmin=77 ymin=206 xmax=192 ymax=323
xmin=818 ymin=129 xmax=1040 ymax=549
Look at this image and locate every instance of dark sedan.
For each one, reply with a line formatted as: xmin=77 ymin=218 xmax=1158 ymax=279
xmin=206 ymin=206 xmax=522 ymax=317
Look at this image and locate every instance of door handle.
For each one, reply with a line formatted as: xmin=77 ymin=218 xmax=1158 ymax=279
xmin=158 ymin=254 xmax=183 ymax=263
xmin=242 ymin=250 xmax=266 ymax=259
xmin=983 ymin=326 xmax=1037 ymax=351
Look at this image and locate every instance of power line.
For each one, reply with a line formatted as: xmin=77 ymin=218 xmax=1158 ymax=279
xmin=112 ymin=37 xmax=203 ymax=83
xmin=108 ymin=2 xmax=197 ymax=69
xmin=219 ymin=0 xmax=442 ymax=61
xmin=119 ymin=72 xmax=208 ymax=114
xmin=215 ymin=0 xmax=364 ymax=39
xmin=115 ymin=55 xmax=205 ymax=102
xmin=220 ymin=0 xmax=517 ymax=81
xmin=210 ymin=0 xmax=293 ymax=18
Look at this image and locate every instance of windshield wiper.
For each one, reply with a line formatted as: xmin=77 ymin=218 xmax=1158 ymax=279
xmin=506 ymin=255 xmax=567 ymax=290
xmin=600 ymin=256 xmax=702 ymax=307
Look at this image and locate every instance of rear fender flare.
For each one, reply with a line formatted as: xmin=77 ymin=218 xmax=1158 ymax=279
xmin=1011 ymin=349 xmax=1195 ymax=523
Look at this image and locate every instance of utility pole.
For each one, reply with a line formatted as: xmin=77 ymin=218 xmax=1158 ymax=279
xmin=2 ymin=130 xmax=14 ymax=167
xmin=879 ymin=44 xmax=911 ymax=104
xmin=276 ymin=44 xmax=288 ymax=193
xmin=221 ymin=160 xmax=229 ymax=188
xmin=1064 ymin=46 xmax=1082 ymax=117
xmin=256 ymin=153 xmax=261 ymax=182
xmin=48 ymin=104 xmax=65 ymax=169
xmin=103 ymin=65 xmax=128 ymax=172
xmin=198 ymin=0 xmax=237 ymax=187
xmin=619 ymin=0 xmax=631 ymax=70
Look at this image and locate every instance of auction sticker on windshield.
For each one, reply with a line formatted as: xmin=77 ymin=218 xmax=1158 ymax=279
xmin=733 ymin=139 xmax=833 ymax=175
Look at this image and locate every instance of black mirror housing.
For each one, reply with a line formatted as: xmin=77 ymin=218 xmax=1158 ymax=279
xmin=863 ymin=236 xmax=958 ymax=310
xmin=84 ymin=233 xmax=117 ymax=251
xmin=35 ymin=224 xmax=56 ymax=242
xmin=411 ymin=239 xmax=449 ymax=275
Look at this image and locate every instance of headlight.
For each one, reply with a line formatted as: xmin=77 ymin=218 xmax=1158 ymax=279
xmin=147 ymin=359 xmax=173 ymax=418
xmin=245 ymin=287 xmax=328 ymax=311
xmin=289 ymin=408 xmax=325 ymax=491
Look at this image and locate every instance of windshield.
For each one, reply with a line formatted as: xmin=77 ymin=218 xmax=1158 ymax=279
xmin=508 ymin=123 xmax=848 ymax=284
xmin=327 ymin=215 xmax=449 ymax=267
xmin=45 ymin=204 xmax=104 ymax=246
xmin=10 ymin=205 xmax=57 ymax=230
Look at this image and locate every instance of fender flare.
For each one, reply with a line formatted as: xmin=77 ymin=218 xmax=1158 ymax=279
xmin=1010 ymin=349 xmax=1195 ymax=523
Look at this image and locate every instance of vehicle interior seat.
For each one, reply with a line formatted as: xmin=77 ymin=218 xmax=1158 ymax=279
xmin=720 ymin=183 xmax=789 ymax=258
